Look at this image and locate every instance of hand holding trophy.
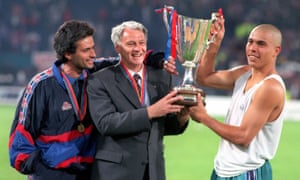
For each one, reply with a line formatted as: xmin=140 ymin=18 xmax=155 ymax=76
xmin=156 ymin=6 xmax=221 ymax=106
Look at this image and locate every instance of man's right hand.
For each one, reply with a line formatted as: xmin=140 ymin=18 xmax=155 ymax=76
xmin=147 ymin=90 xmax=184 ymax=119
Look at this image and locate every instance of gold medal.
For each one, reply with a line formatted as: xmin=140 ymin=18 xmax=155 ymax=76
xmin=77 ymin=123 xmax=85 ymax=133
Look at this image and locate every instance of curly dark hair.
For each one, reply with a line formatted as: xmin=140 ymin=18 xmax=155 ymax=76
xmin=53 ymin=20 xmax=95 ymax=63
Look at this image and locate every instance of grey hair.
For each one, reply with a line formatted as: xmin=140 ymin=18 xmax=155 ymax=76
xmin=111 ymin=20 xmax=148 ymax=46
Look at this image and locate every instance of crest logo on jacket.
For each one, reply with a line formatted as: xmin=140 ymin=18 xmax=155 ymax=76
xmin=62 ymin=101 xmax=72 ymax=111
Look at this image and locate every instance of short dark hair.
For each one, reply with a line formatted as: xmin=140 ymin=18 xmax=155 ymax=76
xmin=53 ymin=20 xmax=95 ymax=63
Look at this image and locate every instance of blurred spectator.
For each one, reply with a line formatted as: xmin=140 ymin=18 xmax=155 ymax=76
xmin=0 ymin=0 xmax=299 ymax=99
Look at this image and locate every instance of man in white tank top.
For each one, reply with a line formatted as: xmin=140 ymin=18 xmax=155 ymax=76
xmin=188 ymin=14 xmax=286 ymax=180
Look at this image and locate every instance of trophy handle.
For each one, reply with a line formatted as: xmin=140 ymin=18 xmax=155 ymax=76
xmin=206 ymin=12 xmax=219 ymax=48
xmin=158 ymin=5 xmax=177 ymax=61
xmin=162 ymin=5 xmax=174 ymax=34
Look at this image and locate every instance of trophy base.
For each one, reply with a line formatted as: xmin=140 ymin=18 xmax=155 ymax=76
xmin=174 ymin=86 xmax=206 ymax=106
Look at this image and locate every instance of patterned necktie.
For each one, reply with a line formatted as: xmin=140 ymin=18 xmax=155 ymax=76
xmin=133 ymin=73 xmax=141 ymax=96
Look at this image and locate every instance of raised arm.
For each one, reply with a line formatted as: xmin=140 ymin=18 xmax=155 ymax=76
xmin=196 ymin=14 xmax=249 ymax=90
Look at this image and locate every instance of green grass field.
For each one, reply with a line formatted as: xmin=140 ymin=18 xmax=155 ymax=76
xmin=1 ymin=105 xmax=299 ymax=179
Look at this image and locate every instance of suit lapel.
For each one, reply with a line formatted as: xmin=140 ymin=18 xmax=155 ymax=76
xmin=115 ymin=65 xmax=141 ymax=108
xmin=146 ymin=68 xmax=159 ymax=104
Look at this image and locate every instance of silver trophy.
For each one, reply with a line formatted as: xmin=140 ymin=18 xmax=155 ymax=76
xmin=161 ymin=7 xmax=217 ymax=106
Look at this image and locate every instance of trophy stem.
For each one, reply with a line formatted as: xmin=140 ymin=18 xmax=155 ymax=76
xmin=182 ymin=65 xmax=195 ymax=87
xmin=174 ymin=63 xmax=205 ymax=106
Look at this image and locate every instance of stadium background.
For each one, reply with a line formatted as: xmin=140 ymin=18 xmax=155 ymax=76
xmin=0 ymin=0 xmax=300 ymax=102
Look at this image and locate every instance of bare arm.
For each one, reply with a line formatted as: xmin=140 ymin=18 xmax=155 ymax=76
xmin=196 ymin=15 xmax=250 ymax=90
xmin=189 ymin=79 xmax=285 ymax=147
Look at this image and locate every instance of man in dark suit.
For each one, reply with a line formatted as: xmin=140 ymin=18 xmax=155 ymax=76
xmin=87 ymin=20 xmax=189 ymax=180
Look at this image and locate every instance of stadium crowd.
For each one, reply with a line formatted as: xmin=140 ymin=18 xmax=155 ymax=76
xmin=0 ymin=0 xmax=299 ymax=99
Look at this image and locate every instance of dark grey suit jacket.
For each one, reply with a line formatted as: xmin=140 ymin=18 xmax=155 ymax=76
xmin=87 ymin=63 xmax=187 ymax=180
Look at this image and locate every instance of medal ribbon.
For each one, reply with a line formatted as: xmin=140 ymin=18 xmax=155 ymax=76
xmin=169 ymin=9 xmax=178 ymax=59
xmin=60 ymin=70 xmax=87 ymax=122
xmin=120 ymin=62 xmax=146 ymax=105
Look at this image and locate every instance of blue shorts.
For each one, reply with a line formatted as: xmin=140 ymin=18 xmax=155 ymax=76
xmin=210 ymin=160 xmax=272 ymax=180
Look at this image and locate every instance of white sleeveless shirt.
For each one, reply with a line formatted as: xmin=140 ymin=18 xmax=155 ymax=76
xmin=214 ymin=71 xmax=286 ymax=177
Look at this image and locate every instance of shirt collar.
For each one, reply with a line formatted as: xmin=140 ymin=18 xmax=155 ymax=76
xmin=128 ymin=68 xmax=143 ymax=78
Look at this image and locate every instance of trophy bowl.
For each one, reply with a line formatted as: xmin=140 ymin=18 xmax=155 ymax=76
xmin=174 ymin=13 xmax=216 ymax=106
xmin=158 ymin=6 xmax=217 ymax=106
